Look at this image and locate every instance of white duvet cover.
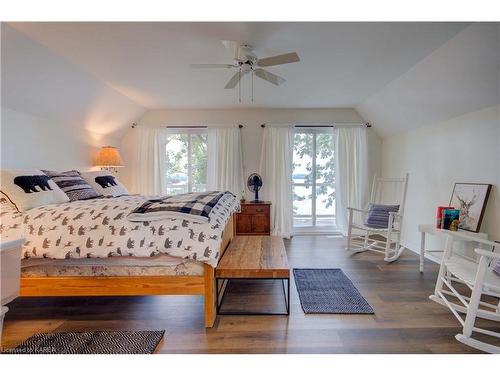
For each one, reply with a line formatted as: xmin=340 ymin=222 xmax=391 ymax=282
xmin=0 ymin=193 xmax=239 ymax=267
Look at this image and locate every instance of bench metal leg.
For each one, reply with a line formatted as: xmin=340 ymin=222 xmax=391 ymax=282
xmin=281 ymin=278 xmax=290 ymax=315
xmin=216 ymin=277 xmax=290 ymax=316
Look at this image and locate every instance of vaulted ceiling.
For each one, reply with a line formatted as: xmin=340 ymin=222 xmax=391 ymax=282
xmin=356 ymin=23 xmax=500 ymax=136
xmin=3 ymin=22 xmax=498 ymax=137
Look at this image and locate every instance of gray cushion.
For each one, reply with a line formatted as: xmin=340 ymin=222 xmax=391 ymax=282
xmin=364 ymin=204 xmax=400 ymax=229
xmin=493 ymin=260 xmax=500 ymax=277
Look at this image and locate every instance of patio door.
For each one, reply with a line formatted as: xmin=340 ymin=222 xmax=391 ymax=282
xmin=292 ymin=127 xmax=337 ymax=233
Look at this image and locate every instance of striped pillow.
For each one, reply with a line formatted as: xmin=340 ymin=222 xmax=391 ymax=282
xmin=364 ymin=204 xmax=400 ymax=229
xmin=42 ymin=170 xmax=102 ymax=201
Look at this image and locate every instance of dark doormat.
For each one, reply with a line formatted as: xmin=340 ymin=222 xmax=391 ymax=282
xmin=6 ymin=330 xmax=165 ymax=354
xmin=293 ymin=268 xmax=374 ymax=314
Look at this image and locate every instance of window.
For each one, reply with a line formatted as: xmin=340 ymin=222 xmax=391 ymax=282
xmin=292 ymin=128 xmax=336 ymax=232
xmin=165 ymin=130 xmax=207 ymax=195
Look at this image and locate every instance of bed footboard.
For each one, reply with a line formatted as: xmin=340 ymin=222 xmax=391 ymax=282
xmin=19 ymin=216 xmax=235 ymax=328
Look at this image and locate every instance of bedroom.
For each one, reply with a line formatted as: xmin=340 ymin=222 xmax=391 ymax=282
xmin=0 ymin=0 xmax=499 ymax=370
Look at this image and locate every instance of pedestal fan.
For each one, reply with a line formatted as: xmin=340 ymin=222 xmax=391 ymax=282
xmin=247 ymin=173 xmax=263 ymax=203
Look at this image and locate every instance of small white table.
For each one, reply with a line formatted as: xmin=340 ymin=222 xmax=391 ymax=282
xmin=1 ymin=236 xmax=25 ymax=343
xmin=418 ymin=224 xmax=489 ymax=273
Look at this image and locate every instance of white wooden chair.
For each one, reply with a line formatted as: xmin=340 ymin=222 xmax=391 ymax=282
xmin=429 ymin=234 xmax=500 ymax=353
xmin=346 ymin=173 xmax=409 ymax=262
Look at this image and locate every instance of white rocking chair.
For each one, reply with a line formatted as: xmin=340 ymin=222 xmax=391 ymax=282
xmin=346 ymin=173 xmax=409 ymax=262
xmin=429 ymin=234 xmax=500 ymax=353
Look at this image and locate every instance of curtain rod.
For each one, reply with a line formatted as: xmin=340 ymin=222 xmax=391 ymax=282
xmin=260 ymin=123 xmax=372 ymax=128
xmin=164 ymin=124 xmax=244 ymax=129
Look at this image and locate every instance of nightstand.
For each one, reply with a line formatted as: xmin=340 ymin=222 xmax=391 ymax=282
xmin=234 ymin=202 xmax=271 ymax=235
xmin=1 ymin=236 xmax=25 ymax=343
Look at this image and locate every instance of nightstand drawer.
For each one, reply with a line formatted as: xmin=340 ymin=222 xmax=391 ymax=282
xmin=242 ymin=205 xmax=270 ymax=215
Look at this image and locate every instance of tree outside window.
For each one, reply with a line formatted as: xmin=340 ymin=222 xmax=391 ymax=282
xmin=166 ymin=131 xmax=207 ymax=194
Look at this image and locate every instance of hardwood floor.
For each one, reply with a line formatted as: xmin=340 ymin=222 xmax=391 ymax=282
xmin=3 ymin=235 xmax=499 ymax=353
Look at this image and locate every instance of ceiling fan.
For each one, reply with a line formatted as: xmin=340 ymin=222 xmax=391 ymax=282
xmin=190 ymin=40 xmax=300 ymax=102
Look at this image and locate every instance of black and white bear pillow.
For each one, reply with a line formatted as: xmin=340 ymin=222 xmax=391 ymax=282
xmin=0 ymin=169 xmax=69 ymax=212
xmin=80 ymin=170 xmax=129 ymax=197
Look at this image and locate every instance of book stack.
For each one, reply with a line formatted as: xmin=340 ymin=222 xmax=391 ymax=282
xmin=441 ymin=209 xmax=461 ymax=231
xmin=436 ymin=206 xmax=453 ymax=229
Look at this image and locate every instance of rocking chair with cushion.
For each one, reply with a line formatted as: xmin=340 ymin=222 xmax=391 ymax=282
xmin=429 ymin=233 xmax=500 ymax=353
xmin=346 ymin=173 xmax=409 ymax=262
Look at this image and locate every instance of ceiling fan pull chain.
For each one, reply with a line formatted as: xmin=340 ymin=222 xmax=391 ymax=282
xmin=251 ymin=70 xmax=254 ymax=102
xmin=238 ymin=70 xmax=241 ymax=103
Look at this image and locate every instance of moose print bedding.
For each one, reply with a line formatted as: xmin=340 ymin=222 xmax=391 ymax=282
xmin=0 ymin=192 xmax=239 ymax=267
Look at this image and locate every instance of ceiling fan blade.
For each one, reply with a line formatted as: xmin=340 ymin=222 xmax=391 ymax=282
xmin=257 ymin=52 xmax=300 ymax=67
xmin=254 ymin=68 xmax=285 ymax=86
xmin=190 ymin=64 xmax=234 ymax=69
xmin=224 ymin=71 xmax=243 ymax=89
xmin=221 ymin=40 xmax=240 ymax=60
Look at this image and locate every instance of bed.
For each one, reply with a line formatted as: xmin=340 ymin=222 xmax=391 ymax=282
xmin=0 ymin=193 xmax=238 ymax=328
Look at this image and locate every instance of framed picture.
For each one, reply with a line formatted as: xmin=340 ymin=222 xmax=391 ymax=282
xmin=449 ymin=183 xmax=492 ymax=233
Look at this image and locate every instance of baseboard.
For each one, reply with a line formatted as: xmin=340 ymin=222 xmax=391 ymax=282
xmin=400 ymin=239 xmax=419 ymax=255
xmin=400 ymin=239 xmax=441 ymax=264
xmin=292 ymin=231 xmax=343 ymax=236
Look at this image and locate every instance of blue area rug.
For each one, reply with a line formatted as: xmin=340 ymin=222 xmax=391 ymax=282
xmin=293 ymin=268 xmax=374 ymax=314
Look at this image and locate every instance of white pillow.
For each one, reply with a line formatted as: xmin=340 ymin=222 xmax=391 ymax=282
xmin=80 ymin=171 xmax=129 ymax=197
xmin=0 ymin=169 xmax=70 ymax=211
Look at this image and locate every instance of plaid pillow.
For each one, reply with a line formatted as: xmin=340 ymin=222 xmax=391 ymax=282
xmin=42 ymin=170 xmax=102 ymax=201
xmin=364 ymin=204 xmax=400 ymax=229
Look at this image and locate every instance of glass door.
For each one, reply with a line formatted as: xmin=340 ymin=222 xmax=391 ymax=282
xmin=165 ymin=130 xmax=207 ymax=195
xmin=292 ymin=128 xmax=337 ymax=233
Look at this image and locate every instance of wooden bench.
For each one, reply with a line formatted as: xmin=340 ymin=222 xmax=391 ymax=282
xmin=215 ymin=236 xmax=290 ymax=315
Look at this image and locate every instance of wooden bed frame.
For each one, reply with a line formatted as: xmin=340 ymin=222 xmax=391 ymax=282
xmin=19 ymin=216 xmax=235 ymax=328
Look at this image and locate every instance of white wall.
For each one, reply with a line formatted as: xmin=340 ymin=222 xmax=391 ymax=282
xmin=1 ymin=24 xmax=145 ymax=174
xmin=0 ymin=23 xmax=144 ymax=176
xmin=1 ymin=24 xmax=144 ymax=138
xmin=382 ymin=105 xmax=500 ymax=253
xmin=120 ymin=108 xmax=382 ymax=198
xmin=0 ymin=107 xmax=121 ymax=172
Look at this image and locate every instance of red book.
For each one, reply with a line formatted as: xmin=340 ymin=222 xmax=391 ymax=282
xmin=437 ymin=206 xmax=454 ymax=229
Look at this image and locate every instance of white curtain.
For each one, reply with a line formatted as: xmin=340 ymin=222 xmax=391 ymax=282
xmin=135 ymin=126 xmax=168 ymax=196
xmin=259 ymin=125 xmax=294 ymax=239
xmin=335 ymin=126 xmax=368 ymax=235
xmin=206 ymin=126 xmax=244 ymax=197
